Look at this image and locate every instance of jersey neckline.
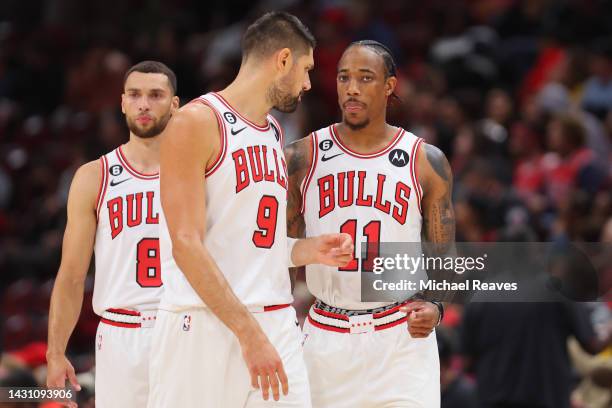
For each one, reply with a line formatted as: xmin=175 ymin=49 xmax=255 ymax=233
xmin=329 ymin=124 xmax=405 ymax=159
xmin=210 ymin=92 xmax=271 ymax=132
xmin=116 ymin=146 xmax=159 ymax=179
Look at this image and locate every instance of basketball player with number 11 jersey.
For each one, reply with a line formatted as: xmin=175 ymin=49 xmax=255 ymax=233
xmin=286 ymin=41 xmax=455 ymax=407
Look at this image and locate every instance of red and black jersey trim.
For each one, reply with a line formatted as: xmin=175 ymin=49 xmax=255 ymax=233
xmin=299 ymin=132 xmax=318 ymax=215
xmin=116 ymin=146 xmax=159 ymax=180
xmin=188 ymin=96 xmax=228 ymax=178
xmin=410 ymin=138 xmax=424 ymax=214
xmin=96 ymin=155 xmax=109 ymax=221
xmin=329 ymin=124 xmax=405 ymax=159
xmin=211 ymin=92 xmax=271 ymax=132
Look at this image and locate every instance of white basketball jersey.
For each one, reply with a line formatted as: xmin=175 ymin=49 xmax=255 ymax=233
xmin=93 ymin=147 xmax=162 ymax=315
xmin=159 ymin=92 xmax=293 ymax=309
xmin=303 ymin=125 xmax=424 ymax=310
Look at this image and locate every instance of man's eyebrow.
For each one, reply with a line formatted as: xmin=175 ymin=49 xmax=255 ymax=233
xmin=125 ymin=87 xmax=167 ymax=93
xmin=337 ymin=68 xmax=377 ymax=74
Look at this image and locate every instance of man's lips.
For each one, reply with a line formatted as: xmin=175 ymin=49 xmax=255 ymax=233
xmin=343 ymin=101 xmax=365 ymax=112
xmin=136 ymin=116 xmax=152 ymax=124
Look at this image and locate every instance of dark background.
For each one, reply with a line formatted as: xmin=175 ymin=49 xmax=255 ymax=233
xmin=0 ymin=0 xmax=610 ymax=407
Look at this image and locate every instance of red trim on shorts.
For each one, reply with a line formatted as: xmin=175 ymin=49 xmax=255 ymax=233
xmin=313 ymin=307 xmax=350 ymax=321
xmin=100 ymin=318 xmax=141 ymax=328
xmin=374 ymin=315 xmax=407 ymax=331
xmin=307 ymin=315 xmax=350 ymax=333
xmin=299 ymin=132 xmax=318 ymax=215
xmin=329 ymin=124 xmax=404 ymax=159
xmin=116 ymin=146 xmax=159 ymax=180
xmin=211 ymin=92 xmax=271 ymax=132
xmin=410 ymin=138 xmax=424 ymax=214
xmin=107 ymin=308 xmax=140 ymax=316
xmin=188 ymin=97 xmax=228 ymax=177
xmin=96 ymin=156 xmax=109 ymax=221
xmin=373 ymin=301 xmax=411 ymax=319
xmin=263 ymin=303 xmax=291 ymax=312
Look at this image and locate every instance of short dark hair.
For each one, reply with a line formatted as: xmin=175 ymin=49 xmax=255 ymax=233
xmin=350 ymin=40 xmax=397 ymax=78
xmin=123 ymin=60 xmax=177 ymax=95
xmin=242 ymin=11 xmax=316 ymax=61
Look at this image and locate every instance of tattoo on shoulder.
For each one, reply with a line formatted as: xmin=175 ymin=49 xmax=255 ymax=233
xmin=425 ymin=144 xmax=451 ymax=182
xmin=286 ymin=138 xmax=311 ymax=177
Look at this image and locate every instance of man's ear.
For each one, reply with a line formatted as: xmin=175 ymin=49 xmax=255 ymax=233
xmin=385 ymin=76 xmax=397 ymax=97
xmin=275 ymin=48 xmax=293 ymax=74
xmin=120 ymin=93 xmax=126 ymax=114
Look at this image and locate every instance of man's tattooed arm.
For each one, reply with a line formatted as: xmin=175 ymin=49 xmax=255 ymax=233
xmin=284 ymin=135 xmax=313 ymax=291
xmin=418 ymin=143 xmax=456 ymax=301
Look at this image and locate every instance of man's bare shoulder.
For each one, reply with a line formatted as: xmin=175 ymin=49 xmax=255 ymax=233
xmin=162 ymin=101 xmax=221 ymax=153
xmin=285 ymin=134 xmax=314 ymax=178
xmin=173 ymin=101 xmax=218 ymax=127
xmin=69 ymin=159 xmax=102 ymax=208
xmin=417 ymin=142 xmax=452 ymax=190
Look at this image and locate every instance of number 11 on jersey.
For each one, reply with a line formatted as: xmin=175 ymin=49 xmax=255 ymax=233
xmin=339 ymin=219 xmax=381 ymax=272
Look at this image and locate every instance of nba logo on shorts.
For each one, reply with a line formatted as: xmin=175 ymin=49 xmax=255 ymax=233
xmin=97 ymin=334 xmax=103 ymax=350
xmin=182 ymin=315 xmax=192 ymax=331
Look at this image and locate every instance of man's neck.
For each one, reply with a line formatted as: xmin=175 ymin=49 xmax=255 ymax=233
xmin=218 ymin=63 xmax=274 ymax=127
xmin=336 ymin=118 xmax=397 ymax=154
xmin=122 ymin=135 xmax=160 ymax=173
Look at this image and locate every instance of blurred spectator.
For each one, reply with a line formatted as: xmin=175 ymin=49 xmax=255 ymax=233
xmin=0 ymin=1 xmax=610 ymax=406
xmin=0 ymin=368 xmax=39 ymax=408
xmin=542 ymin=115 xmax=606 ymax=206
xmin=461 ymin=301 xmax=608 ymax=408
xmin=581 ymin=39 xmax=612 ymax=121
xmin=438 ymin=328 xmax=477 ymax=408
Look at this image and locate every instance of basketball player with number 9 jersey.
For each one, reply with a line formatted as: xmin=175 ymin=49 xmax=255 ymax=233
xmin=46 ymin=61 xmax=179 ymax=408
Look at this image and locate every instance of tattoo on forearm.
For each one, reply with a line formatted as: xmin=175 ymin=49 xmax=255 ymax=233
xmin=422 ymin=144 xmax=455 ymax=251
xmin=421 ymin=144 xmax=457 ymax=301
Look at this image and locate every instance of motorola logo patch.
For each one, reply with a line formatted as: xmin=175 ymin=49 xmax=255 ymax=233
xmin=388 ymin=149 xmax=409 ymax=167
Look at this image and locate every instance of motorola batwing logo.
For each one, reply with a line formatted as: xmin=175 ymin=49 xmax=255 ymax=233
xmin=388 ymin=149 xmax=409 ymax=167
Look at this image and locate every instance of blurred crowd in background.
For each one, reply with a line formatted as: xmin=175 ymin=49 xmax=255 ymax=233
xmin=0 ymin=0 xmax=610 ymax=407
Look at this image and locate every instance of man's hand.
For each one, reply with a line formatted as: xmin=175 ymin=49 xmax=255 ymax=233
xmin=400 ymin=301 xmax=439 ymax=338
xmin=291 ymin=233 xmax=353 ymax=267
xmin=240 ymin=333 xmax=288 ymax=401
xmin=46 ymin=353 xmax=81 ymax=408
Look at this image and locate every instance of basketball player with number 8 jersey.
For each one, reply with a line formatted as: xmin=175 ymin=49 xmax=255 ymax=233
xmin=46 ymin=62 xmax=179 ymax=407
